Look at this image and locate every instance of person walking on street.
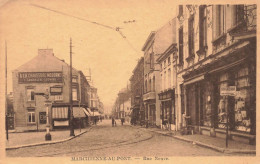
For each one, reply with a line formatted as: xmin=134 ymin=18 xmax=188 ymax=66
xmin=121 ymin=118 xmax=124 ymax=125
xmin=112 ymin=117 xmax=115 ymax=127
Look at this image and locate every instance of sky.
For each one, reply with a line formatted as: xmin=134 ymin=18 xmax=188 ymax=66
xmin=0 ymin=0 xmax=177 ymax=113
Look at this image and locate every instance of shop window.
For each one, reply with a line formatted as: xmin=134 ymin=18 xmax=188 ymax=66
xmin=28 ymin=110 xmax=35 ymax=123
xmin=218 ymin=73 xmax=229 ymax=128
xmin=26 ymin=87 xmax=35 ymax=101
xmin=234 ymin=67 xmax=251 ymax=132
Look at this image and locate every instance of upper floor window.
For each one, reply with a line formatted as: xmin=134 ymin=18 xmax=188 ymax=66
xmin=232 ymin=5 xmax=244 ymax=26
xmin=168 ymin=69 xmax=171 ymax=88
xmin=145 ymin=80 xmax=147 ymax=93
xmin=199 ymin=5 xmax=207 ymax=49
xmin=72 ymin=76 xmax=78 ymax=83
xmin=188 ymin=15 xmax=195 ymax=57
xmin=179 ymin=26 xmax=184 ymax=64
xmin=150 ymin=53 xmax=154 ymax=69
xmin=164 ymin=60 xmax=166 ymax=68
xmin=153 ymin=76 xmax=155 ymax=92
xmin=168 ymin=57 xmax=171 ymax=65
xmin=26 ymin=87 xmax=35 ymax=101
xmin=215 ymin=5 xmax=225 ymax=38
xmin=179 ymin=5 xmax=183 ymax=17
xmin=72 ymin=87 xmax=78 ymax=101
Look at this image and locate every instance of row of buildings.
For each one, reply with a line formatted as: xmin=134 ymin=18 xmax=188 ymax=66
xmin=11 ymin=49 xmax=104 ymax=132
xmin=127 ymin=5 xmax=256 ymax=144
xmin=112 ymin=87 xmax=132 ymax=122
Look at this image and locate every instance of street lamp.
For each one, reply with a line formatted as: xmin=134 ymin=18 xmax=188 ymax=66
xmin=44 ymin=89 xmax=52 ymax=141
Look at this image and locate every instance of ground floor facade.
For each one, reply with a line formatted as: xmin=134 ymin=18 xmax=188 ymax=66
xmin=180 ymin=40 xmax=256 ymax=144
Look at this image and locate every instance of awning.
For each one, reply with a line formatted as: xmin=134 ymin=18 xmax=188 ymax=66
xmin=184 ymin=75 xmax=204 ymax=86
xmin=90 ymin=111 xmax=101 ymax=117
xmin=73 ymin=107 xmax=87 ymax=118
xmin=52 ymin=107 xmax=69 ymax=119
xmin=83 ymin=108 xmax=91 ymax=116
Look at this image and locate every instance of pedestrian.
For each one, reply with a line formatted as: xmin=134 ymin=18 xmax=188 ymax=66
xmin=112 ymin=117 xmax=115 ymax=127
xmin=121 ymin=118 xmax=124 ymax=125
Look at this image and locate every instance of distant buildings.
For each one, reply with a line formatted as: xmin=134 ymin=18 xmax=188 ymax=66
xmin=12 ymin=49 xmax=103 ymax=131
xmin=121 ymin=4 xmax=256 ymax=145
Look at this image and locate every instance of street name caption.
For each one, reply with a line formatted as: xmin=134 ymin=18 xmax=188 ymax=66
xmin=71 ymin=156 xmax=169 ymax=161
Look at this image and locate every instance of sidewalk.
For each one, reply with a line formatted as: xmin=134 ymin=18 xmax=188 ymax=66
xmin=5 ymin=127 xmax=91 ymax=150
xmin=141 ymin=126 xmax=256 ymax=154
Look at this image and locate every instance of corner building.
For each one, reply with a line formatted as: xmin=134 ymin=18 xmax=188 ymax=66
xmin=176 ymin=5 xmax=256 ymax=144
xmin=12 ymin=49 xmax=90 ymax=132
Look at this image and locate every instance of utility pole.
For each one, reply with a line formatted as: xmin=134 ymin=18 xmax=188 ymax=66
xmin=70 ymin=38 xmax=75 ymax=136
xmin=5 ymin=40 xmax=8 ymax=140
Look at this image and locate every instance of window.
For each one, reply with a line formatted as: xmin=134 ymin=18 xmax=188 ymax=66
xmin=160 ymin=64 xmax=163 ymax=71
xmin=28 ymin=111 xmax=35 ymax=123
xmin=72 ymin=76 xmax=78 ymax=83
xmin=168 ymin=57 xmax=171 ymax=65
xmin=149 ymin=79 xmax=152 ymax=92
xmin=215 ymin=5 xmax=225 ymax=38
xmin=179 ymin=5 xmax=183 ymax=16
xmin=161 ymin=74 xmax=163 ymax=91
xmin=188 ymin=15 xmax=195 ymax=57
xmin=91 ymin=100 xmax=93 ymax=107
xmin=168 ymin=69 xmax=171 ymax=88
xmin=179 ymin=26 xmax=184 ymax=64
xmin=26 ymin=87 xmax=35 ymax=101
xmin=72 ymin=87 xmax=78 ymax=101
xmin=153 ymin=76 xmax=155 ymax=92
xmin=150 ymin=53 xmax=154 ymax=69
xmin=54 ymin=95 xmax=63 ymax=101
xmin=232 ymin=5 xmax=244 ymax=26
xmin=145 ymin=80 xmax=147 ymax=93
xmin=164 ymin=60 xmax=166 ymax=68
xmin=164 ymin=71 xmax=167 ymax=89
xmin=199 ymin=5 xmax=207 ymax=49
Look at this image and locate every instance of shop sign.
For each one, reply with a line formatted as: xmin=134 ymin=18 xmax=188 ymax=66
xmin=50 ymin=87 xmax=63 ymax=95
xmin=220 ymin=86 xmax=236 ymax=96
xmin=39 ymin=112 xmax=46 ymax=124
xmin=18 ymin=72 xmax=62 ymax=83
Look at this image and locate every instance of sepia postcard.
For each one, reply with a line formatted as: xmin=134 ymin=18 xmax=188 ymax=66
xmin=0 ymin=0 xmax=259 ymax=163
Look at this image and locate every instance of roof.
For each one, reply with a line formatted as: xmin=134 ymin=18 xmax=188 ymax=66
xmin=13 ymin=49 xmax=78 ymax=73
xmin=142 ymin=31 xmax=156 ymax=51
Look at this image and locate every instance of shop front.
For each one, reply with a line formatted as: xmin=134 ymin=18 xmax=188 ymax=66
xmin=183 ymin=42 xmax=256 ymax=144
xmin=158 ymin=89 xmax=175 ymax=130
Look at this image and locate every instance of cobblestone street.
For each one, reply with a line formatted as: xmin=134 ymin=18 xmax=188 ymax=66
xmin=6 ymin=120 xmax=253 ymax=157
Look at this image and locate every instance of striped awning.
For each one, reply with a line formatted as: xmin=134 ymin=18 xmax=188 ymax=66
xmin=73 ymin=107 xmax=87 ymax=118
xmin=52 ymin=107 xmax=68 ymax=119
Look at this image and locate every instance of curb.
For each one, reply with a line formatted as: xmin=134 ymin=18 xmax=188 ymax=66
xmin=141 ymin=127 xmax=256 ymax=155
xmin=6 ymin=127 xmax=92 ymax=150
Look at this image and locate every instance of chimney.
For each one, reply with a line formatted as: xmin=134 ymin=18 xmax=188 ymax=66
xmin=38 ymin=49 xmax=54 ymax=56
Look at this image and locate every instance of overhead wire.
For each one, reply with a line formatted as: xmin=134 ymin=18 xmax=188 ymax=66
xmin=30 ymin=3 xmax=139 ymax=55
